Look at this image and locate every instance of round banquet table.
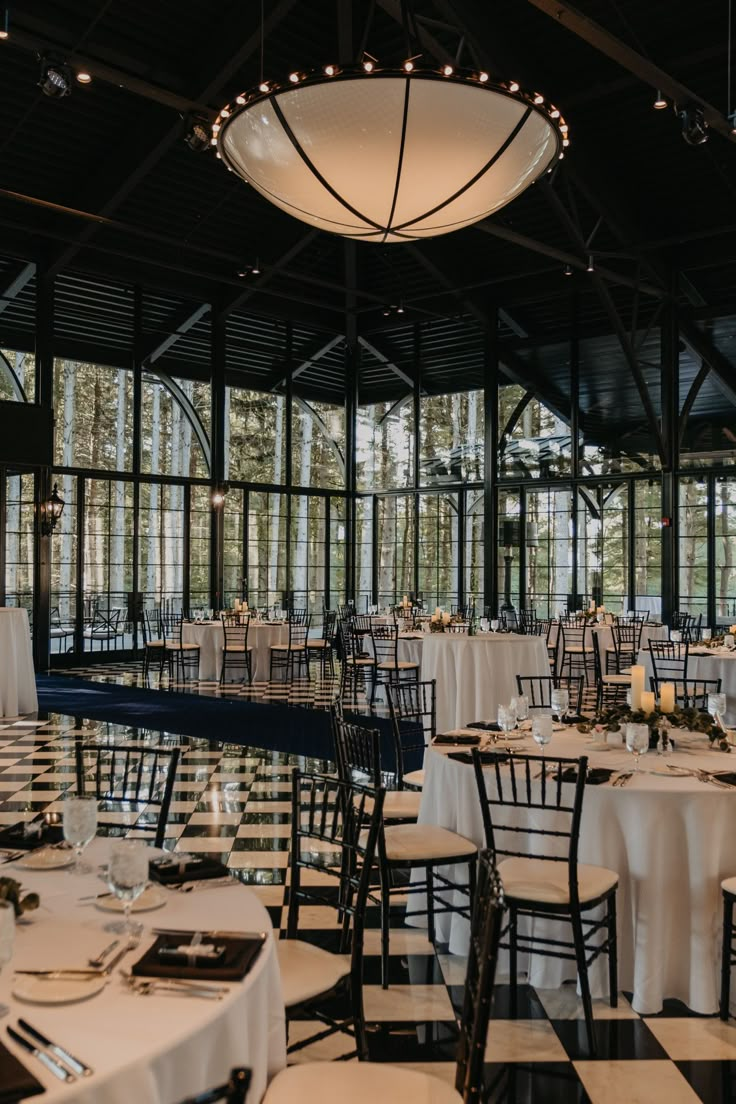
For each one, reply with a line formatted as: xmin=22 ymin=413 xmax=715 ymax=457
xmin=181 ymin=620 xmax=289 ymax=682
xmin=2 ymin=839 xmax=285 ymax=1104
xmin=638 ymin=644 xmax=736 ymax=726
xmin=0 ymin=607 xmax=37 ymax=717
xmin=416 ymin=732 xmax=736 ymax=1014
xmin=420 ymin=632 xmax=550 ymax=735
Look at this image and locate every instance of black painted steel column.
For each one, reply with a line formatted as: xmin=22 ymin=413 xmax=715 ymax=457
xmin=661 ymin=289 xmax=679 ymax=625
xmin=210 ymin=301 xmax=226 ymax=608
xmin=33 ymin=263 xmax=54 ymax=672
xmin=483 ymin=310 xmax=499 ymax=615
xmin=344 ymin=242 xmax=358 ymax=604
xmin=131 ymin=285 xmax=143 ymax=651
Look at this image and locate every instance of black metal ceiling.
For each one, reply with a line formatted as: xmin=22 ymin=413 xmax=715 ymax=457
xmin=0 ymin=0 xmax=735 ymax=435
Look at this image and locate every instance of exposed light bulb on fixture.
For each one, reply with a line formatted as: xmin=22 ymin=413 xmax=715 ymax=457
xmin=550 ymin=107 xmax=560 ymax=118
xmin=76 ymin=70 xmax=92 ymax=84
xmin=324 ymin=64 xmax=336 ymax=76
xmin=363 ymin=60 xmax=374 ymax=72
xmin=221 ymin=107 xmax=230 ymax=117
xmin=236 ymin=95 xmax=246 ymax=105
xmin=479 ymin=71 xmax=489 ymax=83
xmin=403 ymin=60 xmax=414 ymax=72
xmin=442 ymin=64 xmax=453 ymax=76
xmin=533 ymin=93 xmax=544 ymax=104
xmin=258 ymin=81 xmax=269 ymax=92
xmin=586 ymin=255 xmax=594 ymax=272
xmin=560 ymin=123 xmax=568 ymax=133
xmin=564 ymin=264 xmax=572 ymax=276
xmin=0 ymin=8 xmax=8 ymax=38
xmin=562 ymin=138 xmax=570 ymax=147
xmin=509 ymin=80 xmax=520 ymax=92
xmin=289 ymin=72 xmax=300 ymax=83
xmin=653 ymin=90 xmax=667 ymax=110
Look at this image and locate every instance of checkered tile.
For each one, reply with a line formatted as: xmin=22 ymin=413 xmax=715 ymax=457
xmin=1 ymin=691 xmax=733 ymax=1102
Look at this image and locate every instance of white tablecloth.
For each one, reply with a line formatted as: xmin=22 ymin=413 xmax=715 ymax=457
xmin=2 ymin=839 xmax=285 ymax=1103
xmin=181 ymin=621 xmax=289 ymax=682
xmin=638 ymin=645 xmax=736 ymax=725
xmin=0 ymin=607 xmax=37 ymax=716
xmin=417 ymin=733 xmax=736 ymax=1014
xmin=420 ymin=633 xmax=550 ymax=734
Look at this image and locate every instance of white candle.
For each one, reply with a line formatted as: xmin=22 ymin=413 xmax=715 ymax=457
xmin=402 ymin=595 xmax=409 ymax=607
xmin=659 ymin=682 xmax=676 ymax=713
xmin=641 ymin=691 xmax=656 ymax=714
xmin=589 ymin=600 xmax=595 ymax=612
xmin=435 ymin=606 xmax=441 ymax=618
xmin=630 ymin=665 xmax=645 ymax=710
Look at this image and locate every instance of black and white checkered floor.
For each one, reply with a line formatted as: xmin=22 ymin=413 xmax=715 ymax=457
xmin=4 ymin=666 xmax=736 ymax=1101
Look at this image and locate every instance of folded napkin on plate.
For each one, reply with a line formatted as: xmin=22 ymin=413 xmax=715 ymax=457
xmin=433 ymin=733 xmax=481 ymax=746
xmin=0 ymin=1041 xmax=44 ymax=1103
xmin=132 ymin=933 xmax=265 ymax=981
xmin=559 ymin=714 xmax=586 ymax=725
xmin=0 ymin=818 xmax=64 ymax=851
xmin=710 ymin=772 xmax=736 ymax=787
xmin=466 ymin=721 xmax=501 ymax=732
xmin=149 ymin=855 xmax=230 ymax=884
xmin=447 ymin=750 xmax=511 ymax=766
xmin=555 ymin=766 xmax=615 ymax=786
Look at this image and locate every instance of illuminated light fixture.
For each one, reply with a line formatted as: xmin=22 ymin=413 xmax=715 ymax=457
xmin=442 ymin=64 xmax=453 ymax=76
xmin=560 ymin=122 xmax=568 ymax=133
xmin=214 ymin=63 xmax=565 ymax=243
xmin=237 ymin=257 xmax=261 ymax=277
xmin=236 ymin=95 xmax=246 ymax=105
xmin=564 ymin=263 xmax=572 ymax=276
xmin=41 ymin=483 xmax=65 ymax=536
xmin=76 ymin=69 xmax=92 ymax=84
xmin=0 ymin=8 xmax=8 ymax=39
xmin=586 ymin=254 xmax=595 ymax=272
xmin=550 ymin=107 xmax=560 ymax=118
xmin=324 ymin=64 xmax=337 ymax=76
xmin=211 ymin=484 xmax=229 ymax=507
xmin=653 ymin=89 xmax=667 ymax=110
xmin=38 ymin=55 xmax=72 ymax=98
xmin=221 ymin=107 xmax=230 ymax=117
xmin=184 ymin=116 xmax=211 ymax=152
xmin=258 ymin=81 xmax=269 ymax=92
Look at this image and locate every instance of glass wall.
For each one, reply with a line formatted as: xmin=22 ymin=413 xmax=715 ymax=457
xmin=248 ymin=492 xmax=287 ymax=611
xmin=291 ymin=399 xmax=345 ymax=489
xmin=227 ymin=388 xmax=286 ymax=484
xmin=83 ymin=478 xmax=134 ymax=652
xmin=417 ymin=493 xmax=458 ymax=609
xmin=376 ymin=495 xmax=415 ymax=607
xmin=419 ymin=391 xmax=483 ymax=485
xmin=357 ymin=399 xmax=414 ymax=491
xmin=678 ymin=476 xmax=708 ymax=619
xmin=4 ymin=471 xmax=35 ymax=617
xmin=54 ymin=360 xmax=133 ymax=472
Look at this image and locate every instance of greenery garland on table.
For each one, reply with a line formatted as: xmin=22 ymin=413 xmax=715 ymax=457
xmin=0 ymin=876 xmax=39 ymax=918
xmin=429 ymin=612 xmax=466 ymax=633
xmin=576 ymin=703 xmax=731 ymax=752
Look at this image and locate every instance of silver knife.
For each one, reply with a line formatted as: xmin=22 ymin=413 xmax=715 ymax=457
xmin=152 ymin=927 xmax=267 ymax=940
xmin=7 ymin=1025 xmax=77 ymax=1083
xmin=18 ymin=1019 xmax=93 ymax=1077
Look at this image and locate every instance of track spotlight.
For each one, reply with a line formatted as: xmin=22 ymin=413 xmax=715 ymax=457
xmin=0 ymin=8 xmax=9 ymax=39
xmin=237 ymin=257 xmax=261 ymax=277
xmin=183 ymin=116 xmax=211 ymax=152
xmin=564 ymin=264 xmax=572 ymax=276
xmin=38 ymin=55 xmax=72 ymax=98
xmin=586 ymin=255 xmax=594 ymax=272
xmin=653 ymin=89 xmax=667 ymax=110
xmin=76 ymin=69 xmax=92 ymax=84
xmin=679 ymin=103 xmax=709 ymax=145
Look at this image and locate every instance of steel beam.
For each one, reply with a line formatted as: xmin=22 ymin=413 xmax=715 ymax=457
xmin=0 ymin=261 xmax=35 ymax=317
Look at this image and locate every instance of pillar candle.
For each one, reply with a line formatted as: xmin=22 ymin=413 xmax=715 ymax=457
xmin=435 ymin=606 xmax=441 ymax=618
xmin=641 ymin=691 xmax=656 ymax=714
xmin=402 ymin=595 xmax=408 ymax=607
xmin=630 ymin=665 xmax=645 ymax=710
xmin=659 ymin=682 xmax=676 ymax=713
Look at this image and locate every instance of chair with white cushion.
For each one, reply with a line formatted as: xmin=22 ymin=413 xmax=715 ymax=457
xmin=269 ymin=615 xmax=311 ymax=682
xmin=220 ymin=613 xmax=253 ymax=684
xmin=262 ymin=848 xmax=505 ymax=1103
xmin=177 ymin=1068 xmax=251 ymax=1104
xmin=164 ymin=612 xmax=201 ymax=681
xmin=371 ymin=622 xmax=420 ymax=695
xmin=278 ymin=770 xmax=384 ymax=1060
xmin=471 ymin=747 xmax=618 ymax=1056
xmin=592 ymin=632 xmax=630 ymax=711
xmin=385 ymin=679 xmax=436 ymax=790
xmin=334 ymin=710 xmax=478 ymax=988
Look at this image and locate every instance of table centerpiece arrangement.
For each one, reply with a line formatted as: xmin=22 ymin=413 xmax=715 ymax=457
xmin=576 ymin=703 xmax=731 ymax=752
xmin=0 ymin=876 xmax=39 ymax=918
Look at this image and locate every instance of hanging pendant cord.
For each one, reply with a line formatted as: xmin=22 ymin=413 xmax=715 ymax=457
xmin=728 ymin=0 xmax=733 ymax=123
xmin=259 ymin=0 xmax=265 ymax=85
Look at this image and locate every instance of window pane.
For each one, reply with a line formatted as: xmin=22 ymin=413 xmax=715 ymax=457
xmin=54 ymin=361 xmax=133 ymax=471
xmin=526 ymin=488 xmax=573 ymax=617
xmin=190 ymin=485 xmax=212 ymax=609
xmin=329 ymin=498 xmax=346 ymax=608
xmin=0 ymin=349 xmax=35 ymax=402
xmin=499 ymin=387 xmax=571 ymax=479
xmin=291 ymin=399 xmax=345 ymax=489
xmin=84 ymin=478 xmax=135 ymax=653
xmin=464 ymin=490 xmax=484 ymax=611
xmin=577 ymin=485 xmax=628 ymax=610
xmin=678 ymin=477 xmax=708 ymax=619
xmin=50 ymin=472 xmax=77 ymax=653
xmin=376 ymin=495 xmax=415 ymax=606
xmin=355 ymin=498 xmax=373 ymax=611
xmin=138 ymin=482 xmax=185 ymax=614
xmin=419 ymin=391 xmax=483 ymax=485
xmin=4 ymin=472 xmax=35 ymax=622
xmin=248 ymin=491 xmax=287 ymax=609
xmin=417 ymin=494 xmax=458 ymax=608
xmin=633 ymin=481 xmax=662 ymax=617
xmin=357 ymin=400 xmax=414 ymax=491
xmin=227 ymin=388 xmax=287 ymax=484
xmin=140 ymin=376 xmax=210 ymax=479
xmin=290 ymin=495 xmax=326 ymax=616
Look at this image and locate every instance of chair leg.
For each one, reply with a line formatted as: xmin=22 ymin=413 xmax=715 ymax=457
xmin=508 ymin=906 xmax=518 ymax=1019
xmin=607 ymin=893 xmax=618 ymax=1008
xmin=571 ymin=910 xmax=597 ymax=1056
xmin=721 ymin=892 xmax=733 ymax=1021
xmin=380 ymin=862 xmax=391 ymax=989
xmin=426 ymin=865 xmax=435 ymax=945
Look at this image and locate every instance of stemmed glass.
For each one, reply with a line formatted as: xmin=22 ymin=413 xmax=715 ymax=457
xmin=63 ymin=795 xmax=98 ymax=874
xmin=532 ymin=713 xmax=553 ymax=755
xmin=105 ymin=840 xmax=149 ymax=938
xmin=708 ymin=692 xmax=728 ymax=728
xmin=490 ymin=619 xmax=500 ymax=633
xmin=514 ymin=694 xmax=529 ymax=723
xmin=551 ymin=687 xmax=570 ymax=723
xmin=497 ymin=702 xmax=517 ymax=738
xmin=625 ymin=722 xmax=649 ymax=772
xmin=0 ymin=902 xmax=14 ymax=1018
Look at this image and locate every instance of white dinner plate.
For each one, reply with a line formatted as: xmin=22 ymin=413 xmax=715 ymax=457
xmin=94 ymin=885 xmax=167 ymax=913
xmin=13 ymin=973 xmax=107 ymax=1005
xmin=14 ymin=848 xmax=74 ymax=870
xmin=585 ymin=741 xmax=611 ymax=752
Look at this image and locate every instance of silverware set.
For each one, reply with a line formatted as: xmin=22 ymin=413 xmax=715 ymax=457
xmin=7 ymin=1019 xmax=93 ymax=1082
xmin=666 ymin=763 xmax=734 ymax=789
xmin=122 ymin=972 xmax=230 ymax=1000
xmin=611 ymin=772 xmax=633 ymax=787
xmin=0 ymin=848 xmax=24 ymax=864
xmin=15 ymin=936 xmax=141 ymax=979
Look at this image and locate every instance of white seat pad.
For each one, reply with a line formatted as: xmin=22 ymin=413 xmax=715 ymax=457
xmin=276 ymin=939 xmax=349 ymax=1007
xmin=498 ymin=856 xmax=618 ymax=905
xmin=364 ymin=789 xmax=421 ymax=820
xmin=262 ymin=1061 xmax=461 ymax=1104
xmin=403 ymin=768 xmax=425 ymax=788
xmin=382 ymin=823 xmax=477 ymax=863
xmin=602 ymin=674 xmax=630 ymax=684
xmin=377 ymin=660 xmax=420 ymax=670
xmin=721 ymin=876 xmax=736 ymax=896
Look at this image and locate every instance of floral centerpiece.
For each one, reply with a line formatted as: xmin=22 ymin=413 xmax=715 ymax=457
xmin=0 ymin=876 xmax=39 ymax=918
xmin=429 ymin=611 xmax=467 ymax=633
xmin=577 ymin=703 xmax=730 ymax=752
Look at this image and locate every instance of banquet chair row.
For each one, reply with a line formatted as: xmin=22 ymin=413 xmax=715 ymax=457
xmin=338 ymin=617 xmax=420 ymax=702
xmin=515 ymin=673 xmax=584 ymax=715
xmin=650 ymin=675 xmax=722 ymax=709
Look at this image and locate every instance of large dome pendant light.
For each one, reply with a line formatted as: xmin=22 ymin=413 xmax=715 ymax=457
xmin=212 ymin=14 xmax=569 ymax=243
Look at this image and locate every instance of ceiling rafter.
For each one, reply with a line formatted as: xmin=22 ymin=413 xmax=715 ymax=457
xmin=0 ymin=261 xmax=35 ymax=317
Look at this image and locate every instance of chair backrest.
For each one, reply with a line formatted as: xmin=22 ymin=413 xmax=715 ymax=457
xmin=287 ymin=617 xmax=310 ymax=649
xmin=559 ymin=622 xmax=591 ymax=652
xmin=371 ymin=623 xmax=399 ymax=666
xmin=177 ymin=1069 xmax=252 ymax=1104
xmin=454 ymin=850 xmax=505 ymax=1103
xmin=74 ymin=741 xmax=180 ymax=849
xmin=221 ymin=613 xmax=249 ymax=649
xmin=288 ymin=607 xmax=308 ymax=626
xmin=321 ymin=609 xmax=337 ymax=641
xmin=651 ymin=675 xmax=722 ymax=710
xmin=446 ymin=620 xmax=470 ymax=634
xmin=452 ymin=604 xmax=476 ymax=620
xmin=515 ymin=674 xmax=583 ymax=714
xmin=649 ymin=639 xmax=688 ymax=681
xmin=501 ymin=609 xmax=519 ymax=632
xmin=332 ymin=707 xmax=382 ymax=789
xmin=386 ymin=680 xmax=435 ymax=785
xmin=613 ymin=619 xmax=643 ymax=653
xmin=471 ymin=748 xmax=588 ymax=907
xmin=519 ymin=608 xmax=538 ymax=634
xmin=142 ymin=608 xmax=162 ymax=645
xmin=286 ymin=770 xmax=384 ymax=1060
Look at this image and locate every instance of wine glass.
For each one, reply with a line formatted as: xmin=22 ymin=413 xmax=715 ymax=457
xmin=105 ymin=840 xmax=149 ymax=938
xmin=497 ymin=702 xmax=517 ymax=736
xmin=551 ymin=687 xmax=570 ymax=723
xmin=514 ymin=694 xmax=529 ymax=722
xmin=63 ymin=795 xmax=98 ymax=874
xmin=708 ymin=692 xmax=727 ymax=728
xmin=702 ymin=628 xmax=712 ymax=641
xmin=479 ymin=617 xmax=489 ymax=633
xmin=625 ymin=722 xmax=649 ymax=772
xmin=532 ymin=713 xmax=553 ymax=755
xmin=670 ymin=629 xmax=682 ymax=643
xmin=490 ymin=619 xmax=500 ymax=633
xmin=0 ymin=901 xmax=14 ymax=1018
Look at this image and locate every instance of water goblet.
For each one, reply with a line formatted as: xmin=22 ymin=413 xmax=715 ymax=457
xmin=702 ymin=628 xmax=712 ymax=641
xmin=515 ymin=694 xmax=529 ymax=722
xmin=670 ymin=629 xmax=682 ymax=643
xmin=550 ymin=687 xmax=569 ymax=723
xmin=490 ymin=619 xmax=500 ymax=633
xmin=105 ymin=840 xmax=149 ymax=938
xmin=726 ymin=635 xmax=736 ymax=652
xmin=0 ymin=902 xmax=14 ymax=1018
xmin=708 ymin=692 xmax=727 ymax=728
xmin=532 ymin=713 xmax=553 ymax=755
xmin=497 ymin=702 xmax=517 ymax=737
xmin=625 ymin=722 xmax=649 ymax=772
xmin=479 ymin=617 xmax=490 ymax=633
xmin=63 ymin=794 xmax=98 ymax=874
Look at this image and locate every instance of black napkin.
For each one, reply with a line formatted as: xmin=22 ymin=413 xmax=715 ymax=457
xmin=132 ymin=934 xmax=265 ymax=981
xmin=466 ymin=721 xmax=501 ymax=732
xmin=0 ymin=1040 xmax=45 ymax=1103
xmin=710 ymin=772 xmax=736 ymax=787
xmin=555 ymin=766 xmax=615 ymax=786
xmin=559 ymin=714 xmax=586 ymax=725
xmin=447 ymin=750 xmax=511 ymax=766
xmin=0 ymin=818 xmax=64 ymax=852
xmin=432 ymin=733 xmax=481 ymax=746
xmin=149 ymin=855 xmax=230 ymax=885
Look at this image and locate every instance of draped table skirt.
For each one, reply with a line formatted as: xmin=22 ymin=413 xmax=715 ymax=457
xmin=181 ymin=621 xmax=289 ymax=682
xmin=0 ymin=607 xmax=37 ymax=716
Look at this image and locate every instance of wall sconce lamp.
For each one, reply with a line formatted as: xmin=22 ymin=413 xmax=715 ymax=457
xmin=41 ymin=483 xmax=65 ymax=535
